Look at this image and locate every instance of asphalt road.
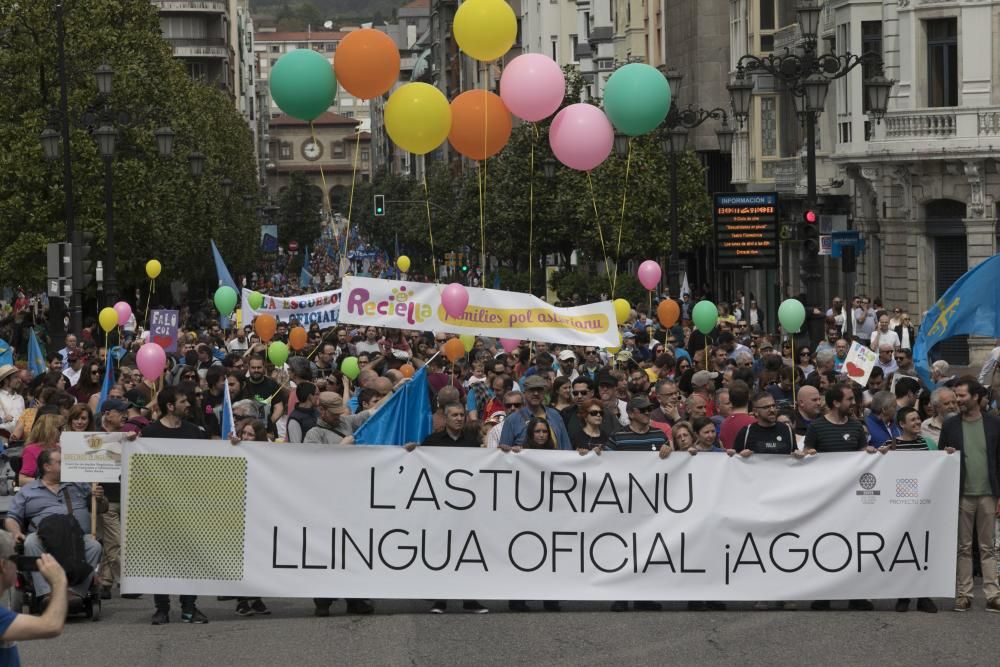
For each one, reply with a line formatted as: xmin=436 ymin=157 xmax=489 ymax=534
xmin=16 ymin=593 xmax=1000 ymax=666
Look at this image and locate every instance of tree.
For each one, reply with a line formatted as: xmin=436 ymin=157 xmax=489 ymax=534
xmin=0 ymin=0 xmax=258 ymax=297
xmin=276 ymin=172 xmax=322 ymax=246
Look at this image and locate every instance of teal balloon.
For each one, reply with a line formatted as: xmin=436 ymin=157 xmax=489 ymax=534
xmin=213 ymin=286 xmax=238 ymax=316
xmin=269 ymin=49 xmax=337 ymax=121
xmin=603 ymin=63 xmax=671 ymax=136
xmin=267 ymin=341 xmax=289 ymax=367
xmin=691 ymin=301 xmax=718 ymax=334
xmin=248 ymin=291 xmax=264 ymax=310
xmin=778 ymin=298 xmax=807 ymax=334
xmin=341 ymin=356 xmax=360 ymax=381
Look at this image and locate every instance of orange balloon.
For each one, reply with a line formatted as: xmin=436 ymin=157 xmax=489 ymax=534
xmin=288 ymin=326 xmax=307 ymax=351
xmin=333 ymin=28 xmax=401 ymax=100
xmin=448 ymin=90 xmax=512 ymax=161
xmin=400 ymin=363 xmax=415 ymax=378
xmin=254 ymin=314 xmax=277 ymax=343
xmin=443 ymin=338 xmax=466 ymax=363
xmin=657 ymin=299 xmax=680 ymax=328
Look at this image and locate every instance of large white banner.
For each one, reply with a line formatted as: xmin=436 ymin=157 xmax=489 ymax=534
xmin=338 ymin=276 xmax=619 ymax=347
xmin=240 ymin=288 xmax=342 ymax=327
xmin=121 ymin=441 xmax=959 ymax=600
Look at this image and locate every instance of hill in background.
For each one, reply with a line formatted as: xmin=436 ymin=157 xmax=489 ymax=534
xmin=250 ymin=0 xmax=408 ymax=29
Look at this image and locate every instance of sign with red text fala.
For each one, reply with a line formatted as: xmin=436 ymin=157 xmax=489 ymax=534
xmin=120 ymin=441 xmax=959 ymax=601
xmin=337 ymin=276 xmax=618 ymax=347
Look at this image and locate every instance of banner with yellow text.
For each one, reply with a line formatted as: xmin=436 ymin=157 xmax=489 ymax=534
xmin=121 ymin=441 xmax=959 ymax=601
xmin=337 ymin=277 xmax=618 ymax=347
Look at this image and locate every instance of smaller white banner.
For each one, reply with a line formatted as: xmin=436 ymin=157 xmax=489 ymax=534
xmin=61 ymin=432 xmax=126 ymax=483
xmin=338 ymin=277 xmax=618 ymax=347
xmin=241 ymin=288 xmax=342 ymax=327
xmin=844 ymin=341 xmax=878 ymax=386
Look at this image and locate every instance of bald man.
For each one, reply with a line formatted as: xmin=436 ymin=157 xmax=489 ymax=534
xmin=794 ymin=385 xmax=823 ymax=443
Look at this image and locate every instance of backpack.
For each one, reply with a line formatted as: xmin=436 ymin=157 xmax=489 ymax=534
xmin=36 ymin=488 xmax=92 ymax=586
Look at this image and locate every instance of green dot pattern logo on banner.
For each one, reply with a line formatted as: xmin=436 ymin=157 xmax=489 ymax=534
xmin=124 ymin=454 xmax=247 ymax=580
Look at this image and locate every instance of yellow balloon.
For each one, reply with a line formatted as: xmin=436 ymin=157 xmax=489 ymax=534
xmin=454 ymin=0 xmax=517 ymax=61
xmin=397 ymin=255 xmax=411 ymax=273
xmin=613 ymin=298 xmax=631 ymax=326
xmin=607 ymin=331 xmax=623 ymax=354
xmin=385 ymin=83 xmax=451 ymax=155
xmin=145 ymin=259 xmax=161 ymax=279
xmin=459 ymin=334 xmax=476 ymax=353
xmin=99 ymin=307 xmax=118 ymax=333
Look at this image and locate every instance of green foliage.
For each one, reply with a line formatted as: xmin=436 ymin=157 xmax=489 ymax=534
xmin=276 ymin=172 xmax=323 ymax=246
xmin=549 ymin=269 xmax=645 ymax=305
xmin=0 ymin=0 xmax=259 ymax=294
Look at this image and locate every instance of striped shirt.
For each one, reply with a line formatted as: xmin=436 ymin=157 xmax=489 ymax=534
xmin=804 ymin=416 xmax=867 ymax=452
xmin=892 ymin=436 xmax=929 ymax=452
xmin=606 ymin=426 xmax=668 ymax=452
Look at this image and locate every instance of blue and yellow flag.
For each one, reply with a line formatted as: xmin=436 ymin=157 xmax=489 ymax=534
xmin=353 ymin=365 xmax=432 ymax=446
xmin=0 ymin=339 xmax=11 ymax=366
xmin=913 ymin=253 xmax=1000 ymax=387
xmin=27 ymin=329 xmax=46 ymax=377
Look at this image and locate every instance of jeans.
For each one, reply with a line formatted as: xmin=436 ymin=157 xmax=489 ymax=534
xmin=957 ymin=495 xmax=999 ymax=602
xmin=24 ymin=532 xmax=102 ymax=597
xmin=154 ymin=594 xmax=198 ymax=612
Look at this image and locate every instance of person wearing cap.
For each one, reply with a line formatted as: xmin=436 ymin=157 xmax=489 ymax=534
xmin=595 ymin=371 xmax=629 ymax=427
xmin=97 ymin=398 xmax=138 ymax=600
xmin=605 ymin=394 xmax=671 ymax=613
xmin=483 ymin=393 xmax=516 ymax=449
xmin=689 ymin=370 xmax=718 ymax=417
xmin=0 ymin=364 xmax=25 ymax=440
xmin=120 ymin=389 xmax=152 ymax=434
xmin=303 ymin=391 xmax=374 ymax=445
xmin=555 ymin=349 xmax=579 ymax=381
xmin=498 ymin=375 xmax=572 ymax=450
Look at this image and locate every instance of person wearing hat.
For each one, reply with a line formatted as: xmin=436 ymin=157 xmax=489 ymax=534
xmin=498 ymin=375 xmax=572 ymax=450
xmin=690 ymin=370 xmax=719 ymax=417
xmin=96 ymin=398 xmax=138 ymax=600
xmin=0 ymin=364 xmax=25 ymax=441
xmin=303 ymin=391 xmax=374 ymax=445
xmin=555 ymin=349 xmax=579 ymax=381
xmin=595 ymin=370 xmax=630 ymax=427
xmin=605 ymin=394 xmax=671 ymax=613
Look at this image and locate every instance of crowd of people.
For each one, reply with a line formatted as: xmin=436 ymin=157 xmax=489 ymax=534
xmin=0 ymin=288 xmax=998 ymax=628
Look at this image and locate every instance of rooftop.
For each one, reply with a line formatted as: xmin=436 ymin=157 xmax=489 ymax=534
xmin=269 ymin=111 xmax=360 ymax=127
xmin=255 ymin=31 xmax=347 ymax=42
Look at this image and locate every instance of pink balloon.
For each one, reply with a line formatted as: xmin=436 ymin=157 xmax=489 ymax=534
xmin=499 ymin=338 xmax=520 ymax=354
xmin=500 ymin=54 xmax=566 ymax=122
xmin=113 ymin=301 xmax=132 ymax=327
xmin=637 ymin=260 xmax=662 ymax=291
xmin=441 ymin=283 xmax=470 ymax=319
xmin=549 ymin=103 xmax=614 ymax=172
xmin=136 ymin=342 xmax=167 ymax=381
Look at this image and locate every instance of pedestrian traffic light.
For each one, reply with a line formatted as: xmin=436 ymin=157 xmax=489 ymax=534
xmin=73 ymin=230 xmax=94 ymax=289
xmin=801 ymin=209 xmax=819 ymax=254
xmin=374 ymin=194 xmax=385 ymax=216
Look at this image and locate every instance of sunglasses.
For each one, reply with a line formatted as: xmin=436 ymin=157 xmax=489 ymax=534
xmin=571 ymin=390 xmax=590 ymax=396
xmin=635 ymin=406 xmax=654 ymax=414
xmin=505 ymin=402 xmax=523 ymax=409
xmin=587 ymin=410 xmax=603 ymax=416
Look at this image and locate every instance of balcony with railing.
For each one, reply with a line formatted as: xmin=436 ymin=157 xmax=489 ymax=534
xmin=166 ymin=37 xmax=229 ymax=59
xmin=860 ymin=106 xmax=1000 ymax=156
xmin=152 ymin=0 xmax=227 ymax=13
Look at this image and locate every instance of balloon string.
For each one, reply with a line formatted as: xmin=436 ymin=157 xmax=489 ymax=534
xmin=611 ymin=138 xmax=633 ymax=298
xmin=309 ymin=121 xmax=333 ymax=243
xmin=481 ymin=64 xmax=488 ymax=273
xmin=528 ymin=127 xmax=534 ymax=296
xmin=143 ymin=280 xmax=153 ymax=329
xmin=422 ymin=173 xmax=438 ymax=280
xmin=342 ymin=127 xmax=363 ymax=260
xmin=586 ymin=172 xmax=613 ymax=295
xmin=477 ymin=160 xmax=485 ymax=281
xmin=791 ymin=335 xmax=796 ymax=407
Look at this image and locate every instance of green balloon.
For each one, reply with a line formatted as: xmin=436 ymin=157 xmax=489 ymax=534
xmin=214 ymin=285 xmax=238 ymax=316
xmin=691 ymin=300 xmax=718 ymax=334
xmin=603 ymin=63 xmax=672 ymax=137
xmin=778 ymin=298 xmax=807 ymax=333
xmin=267 ymin=341 xmax=289 ymax=367
xmin=341 ymin=356 xmax=360 ymax=381
xmin=269 ymin=49 xmax=337 ymax=121
xmin=248 ymin=291 xmax=264 ymax=310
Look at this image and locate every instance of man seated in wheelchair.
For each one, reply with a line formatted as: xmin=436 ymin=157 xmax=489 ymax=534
xmin=3 ymin=450 xmax=104 ymax=606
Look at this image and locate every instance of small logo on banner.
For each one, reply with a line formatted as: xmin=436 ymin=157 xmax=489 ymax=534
xmin=856 ymin=473 xmax=880 ymax=504
xmin=896 ymin=478 xmax=919 ymax=498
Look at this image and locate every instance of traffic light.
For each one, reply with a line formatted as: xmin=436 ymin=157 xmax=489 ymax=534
xmin=801 ymin=209 xmax=819 ymax=254
xmin=73 ymin=230 xmax=94 ymax=289
xmin=374 ymin=194 xmax=385 ymax=216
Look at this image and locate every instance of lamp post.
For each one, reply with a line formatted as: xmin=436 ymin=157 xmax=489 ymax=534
xmin=655 ymin=66 xmax=734 ymax=299
xmin=727 ymin=0 xmax=893 ymax=305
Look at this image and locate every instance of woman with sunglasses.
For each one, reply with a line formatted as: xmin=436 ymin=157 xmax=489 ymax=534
xmin=71 ymin=363 xmax=103 ymax=404
xmin=796 ymin=347 xmax=815 ymax=378
xmin=571 ymin=398 xmax=609 ymax=453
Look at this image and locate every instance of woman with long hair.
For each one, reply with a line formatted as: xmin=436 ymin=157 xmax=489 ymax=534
xmin=67 ymin=403 xmax=95 ymax=432
xmin=72 ymin=361 xmax=104 ymax=404
xmin=19 ymin=413 xmax=65 ymax=485
xmin=550 ymin=376 xmax=574 ymax=413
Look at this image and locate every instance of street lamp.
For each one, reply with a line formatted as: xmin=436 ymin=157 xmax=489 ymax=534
xmin=188 ymin=151 xmax=205 ymax=177
xmin=221 ymin=177 xmax=233 ymax=198
xmin=542 ymin=158 xmax=556 ymax=181
xmin=40 ymin=128 xmax=61 ymax=161
xmin=657 ymin=76 xmax=732 ymax=299
xmin=154 ymin=127 xmax=175 ymax=157
xmin=727 ymin=0 xmax=894 ymax=305
xmin=94 ymin=64 xmax=114 ymax=96
xmin=613 ymin=132 xmax=629 ymax=159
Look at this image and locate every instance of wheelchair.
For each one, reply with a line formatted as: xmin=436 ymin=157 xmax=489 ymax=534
xmin=10 ymin=540 xmax=102 ymax=621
